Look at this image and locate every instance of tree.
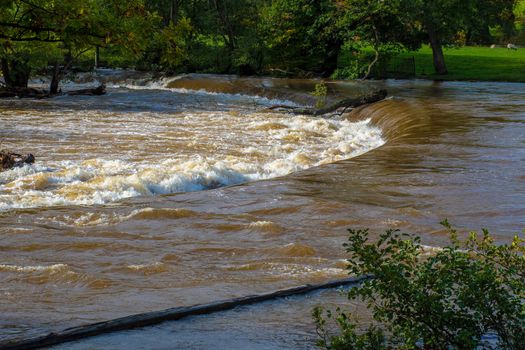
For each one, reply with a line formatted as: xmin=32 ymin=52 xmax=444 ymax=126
xmin=467 ymin=0 xmax=517 ymax=44
xmin=145 ymin=0 xmax=181 ymax=25
xmin=337 ymin=0 xmax=421 ymax=79
xmin=260 ymin=0 xmax=343 ymax=76
xmin=403 ymin=0 xmax=517 ymax=75
xmin=335 ymin=0 xmax=516 ymax=76
xmin=314 ymin=221 xmax=525 ymax=349
xmin=0 ymin=0 xmax=158 ymax=92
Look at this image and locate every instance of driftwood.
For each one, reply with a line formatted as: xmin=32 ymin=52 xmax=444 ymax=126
xmin=267 ymin=89 xmax=387 ymax=116
xmin=0 ymin=84 xmax=106 ymax=99
xmin=66 ymin=84 xmax=106 ymax=96
xmin=0 ymin=275 xmax=370 ymax=350
xmin=0 ymin=150 xmax=35 ymax=171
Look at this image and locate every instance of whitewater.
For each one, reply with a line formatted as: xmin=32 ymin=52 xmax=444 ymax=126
xmin=0 ymin=74 xmax=384 ymax=211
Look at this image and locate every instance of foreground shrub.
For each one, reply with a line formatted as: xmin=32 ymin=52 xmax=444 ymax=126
xmin=314 ymin=220 xmax=525 ymax=350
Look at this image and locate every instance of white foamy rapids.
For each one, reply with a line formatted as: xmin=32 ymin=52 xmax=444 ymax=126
xmin=225 ymin=262 xmax=346 ymax=278
xmin=106 ymin=76 xmax=179 ymax=91
xmin=0 ymin=117 xmax=384 ymax=211
xmin=0 ymin=263 xmax=68 ymax=273
xmin=28 ymin=76 xmax=104 ymax=91
xmin=107 ymin=77 xmax=299 ymax=107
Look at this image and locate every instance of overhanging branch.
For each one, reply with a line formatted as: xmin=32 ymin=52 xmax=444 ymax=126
xmin=0 ymin=34 xmax=62 ymax=42
xmin=0 ymin=21 xmax=55 ymax=32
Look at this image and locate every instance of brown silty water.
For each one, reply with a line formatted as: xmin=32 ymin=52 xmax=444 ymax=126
xmin=0 ymin=73 xmax=524 ymax=345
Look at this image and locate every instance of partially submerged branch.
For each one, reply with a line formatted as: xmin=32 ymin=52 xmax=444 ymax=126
xmin=313 ymin=89 xmax=387 ymax=115
xmin=265 ymin=89 xmax=388 ymax=117
xmin=66 ymin=84 xmax=106 ymax=96
xmin=0 ymin=150 xmax=35 ymax=171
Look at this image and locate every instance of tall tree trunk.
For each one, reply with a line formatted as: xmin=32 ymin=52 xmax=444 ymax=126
xmin=49 ymin=52 xmax=73 ymax=95
xmin=1 ymin=58 xmax=30 ymax=88
xmin=320 ymin=44 xmax=341 ymax=77
xmin=211 ymin=0 xmax=237 ymax=72
xmin=170 ymin=0 xmax=179 ymax=24
xmin=1 ymin=58 xmax=10 ymax=86
xmin=428 ymin=28 xmax=448 ymax=75
xmin=49 ymin=62 xmax=60 ymax=95
xmin=214 ymin=0 xmax=236 ymax=48
xmin=479 ymin=23 xmax=492 ymax=45
xmin=95 ymin=46 xmax=100 ymax=68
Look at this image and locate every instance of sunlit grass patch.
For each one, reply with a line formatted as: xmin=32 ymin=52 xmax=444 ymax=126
xmin=400 ymin=46 xmax=525 ymax=82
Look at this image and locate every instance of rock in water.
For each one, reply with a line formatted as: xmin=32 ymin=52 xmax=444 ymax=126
xmin=0 ymin=150 xmax=35 ymax=171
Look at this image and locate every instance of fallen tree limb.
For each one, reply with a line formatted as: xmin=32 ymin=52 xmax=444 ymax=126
xmin=66 ymin=84 xmax=106 ymax=96
xmin=265 ymin=89 xmax=388 ymax=116
xmin=0 ymin=150 xmax=35 ymax=171
xmin=313 ymin=89 xmax=387 ymax=116
xmin=0 ymin=275 xmax=370 ymax=350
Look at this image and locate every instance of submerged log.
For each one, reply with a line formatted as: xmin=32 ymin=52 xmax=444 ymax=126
xmin=267 ymin=89 xmax=388 ymax=116
xmin=313 ymin=89 xmax=387 ymax=116
xmin=0 ymin=275 xmax=370 ymax=350
xmin=66 ymin=84 xmax=106 ymax=96
xmin=0 ymin=150 xmax=35 ymax=171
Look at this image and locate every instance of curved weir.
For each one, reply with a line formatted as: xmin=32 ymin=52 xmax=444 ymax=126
xmin=0 ymin=75 xmax=524 ymax=348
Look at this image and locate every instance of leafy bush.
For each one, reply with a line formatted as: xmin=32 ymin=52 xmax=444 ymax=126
xmin=311 ymin=82 xmax=328 ymax=109
xmin=314 ymin=221 xmax=525 ymax=350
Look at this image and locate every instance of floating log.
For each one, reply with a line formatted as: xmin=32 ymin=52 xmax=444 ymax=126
xmin=0 ymin=275 xmax=370 ymax=350
xmin=267 ymin=89 xmax=388 ymax=116
xmin=0 ymin=150 xmax=35 ymax=171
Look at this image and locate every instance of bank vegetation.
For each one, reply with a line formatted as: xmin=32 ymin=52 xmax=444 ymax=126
xmin=1 ymin=0 xmax=524 ymax=95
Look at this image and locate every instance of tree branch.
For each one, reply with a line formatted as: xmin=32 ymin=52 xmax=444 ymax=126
xmin=16 ymin=0 xmax=57 ymax=15
xmin=0 ymin=21 xmax=55 ymax=32
xmin=0 ymin=33 xmax=62 ymax=42
xmin=362 ymin=26 xmax=380 ymax=80
xmin=264 ymin=90 xmax=388 ymax=116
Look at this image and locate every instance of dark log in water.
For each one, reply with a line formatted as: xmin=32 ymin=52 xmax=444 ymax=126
xmin=0 ymin=150 xmax=35 ymax=171
xmin=267 ymin=89 xmax=388 ymax=116
xmin=66 ymin=84 xmax=106 ymax=96
xmin=0 ymin=84 xmax=106 ymax=98
xmin=0 ymin=276 xmax=369 ymax=350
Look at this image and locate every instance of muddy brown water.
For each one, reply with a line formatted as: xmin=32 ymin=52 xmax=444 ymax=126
xmin=0 ymin=73 xmax=524 ymax=347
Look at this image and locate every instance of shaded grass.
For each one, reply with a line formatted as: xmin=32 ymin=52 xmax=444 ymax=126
xmin=398 ymin=46 xmax=525 ymax=82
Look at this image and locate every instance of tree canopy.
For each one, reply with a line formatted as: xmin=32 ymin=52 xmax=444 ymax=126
xmin=0 ymin=0 xmax=157 ymax=90
xmin=0 ymin=0 xmax=521 ymax=90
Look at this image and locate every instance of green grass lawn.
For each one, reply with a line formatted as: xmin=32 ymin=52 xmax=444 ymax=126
xmin=398 ymin=46 xmax=525 ymax=82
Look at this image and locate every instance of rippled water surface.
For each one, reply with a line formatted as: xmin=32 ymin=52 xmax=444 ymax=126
xmin=1 ymin=73 xmax=524 ymax=347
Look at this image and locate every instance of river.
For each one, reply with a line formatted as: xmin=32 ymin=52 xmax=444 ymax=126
xmin=0 ymin=73 xmax=524 ymax=348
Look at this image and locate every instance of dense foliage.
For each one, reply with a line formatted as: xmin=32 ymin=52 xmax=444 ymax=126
xmin=132 ymin=0 xmax=522 ymax=76
xmin=314 ymin=221 xmax=525 ymax=349
xmin=0 ymin=0 xmax=522 ymax=89
xmin=0 ymin=0 xmax=158 ymax=90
